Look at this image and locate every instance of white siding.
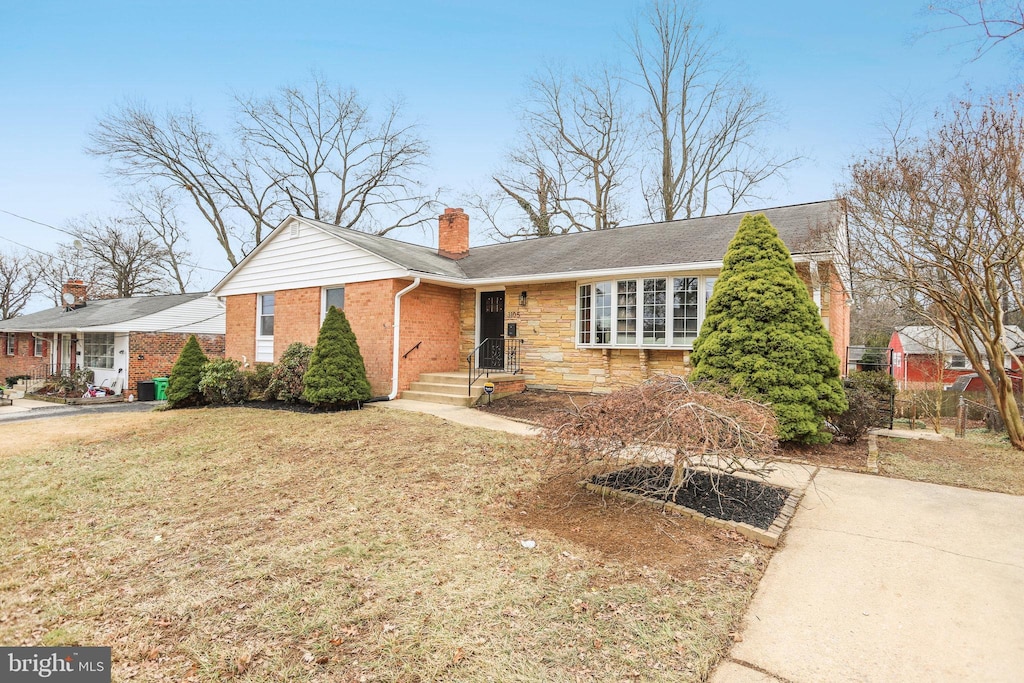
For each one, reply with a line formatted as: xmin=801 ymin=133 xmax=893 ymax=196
xmin=215 ymin=221 xmax=409 ymax=296
xmin=256 ymin=338 xmax=274 ymax=363
xmin=107 ymin=297 xmax=226 ymax=334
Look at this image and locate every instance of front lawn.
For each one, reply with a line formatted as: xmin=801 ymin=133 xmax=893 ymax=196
xmin=0 ymin=408 xmax=768 ymax=682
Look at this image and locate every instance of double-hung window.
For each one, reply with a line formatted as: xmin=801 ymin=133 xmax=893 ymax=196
xmin=256 ymin=293 xmax=275 ymax=363
xmin=5 ymin=334 xmax=15 ymax=356
xmin=578 ymin=274 xmax=717 ymax=349
xmin=34 ymin=337 xmax=44 ymax=357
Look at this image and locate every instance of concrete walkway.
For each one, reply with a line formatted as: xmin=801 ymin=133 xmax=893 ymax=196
xmin=0 ymin=395 xmax=162 ymax=423
xmin=374 ymin=398 xmax=541 ymax=436
xmin=711 ymin=468 xmax=1024 ymax=682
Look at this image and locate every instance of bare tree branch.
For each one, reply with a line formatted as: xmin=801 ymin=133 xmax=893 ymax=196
xmin=628 ymin=0 xmax=797 ymax=221
xmin=842 ymin=90 xmax=1024 ymax=448
xmin=0 ymin=250 xmax=42 ymax=319
xmin=490 ymin=65 xmax=634 ymax=239
xmin=926 ymin=1 xmax=1024 ymax=61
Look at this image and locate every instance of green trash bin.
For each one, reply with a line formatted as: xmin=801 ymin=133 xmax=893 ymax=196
xmin=153 ymin=377 xmax=169 ymax=401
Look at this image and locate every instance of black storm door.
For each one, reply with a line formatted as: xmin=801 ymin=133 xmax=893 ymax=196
xmin=479 ymin=291 xmax=505 ymax=370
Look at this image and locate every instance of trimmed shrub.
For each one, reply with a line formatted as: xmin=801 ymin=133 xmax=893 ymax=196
xmin=266 ymin=342 xmax=313 ymax=402
xmin=5 ymin=374 xmax=30 ymax=388
xmin=302 ymin=306 xmax=371 ymax=409
xmin=199 ymin=359 xmax=248 ymax=405
xmin=691 ymin=213 xmax=848 ymax=444
xmin=167 ymin=335 xmax=209 ymax=408
xmin=829 ymin=371 xmax=896 ymax=443
xmin=243 ymin=363 xmax=275 ymax=400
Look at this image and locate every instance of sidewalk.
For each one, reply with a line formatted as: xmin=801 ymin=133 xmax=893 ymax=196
xmin=711 ymin=468 xmax=1024 ymax=682
xmin=373 ymin=398 xmax=542 ymax=437
xmin=0 ymin=395 xmax=162 ymax=423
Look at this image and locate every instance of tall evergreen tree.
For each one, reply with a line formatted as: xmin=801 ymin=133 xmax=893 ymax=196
xmin=167 ymin=334 xmax=209 ymax=408
xmin=303 ymin=306 xmax=372 ymax=409
xmin=691 ymin=214 xmax=847 ymax=443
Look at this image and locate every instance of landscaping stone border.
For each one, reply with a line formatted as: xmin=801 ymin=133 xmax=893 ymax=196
xmin=579 ymin=475 xmax=810 ymax=548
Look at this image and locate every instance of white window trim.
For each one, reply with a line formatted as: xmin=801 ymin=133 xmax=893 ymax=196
xmin=83 ymin=332 xmax=115 ymax=370
xmin=575 ymin=273 xmax=718 ymax=351
xmin=320 ymin=285 xmax=346 ymax=323
xmin=5 ymin=334 xmax=14 ymax=356
xmin=33 ymin=337 xmax=43 ymax=357
xmin=256 ymin=293 xmax=275 ymax=363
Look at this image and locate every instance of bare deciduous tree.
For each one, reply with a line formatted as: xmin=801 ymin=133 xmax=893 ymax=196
xmin=36 ymin=245 xmax=112 ymax=305
xmin=927 ymin=1 xmax=1024 ymax=60
xmin=629 ymin=0 xmax=796 ymax=221
xmin=487 ymin=66 xmax=633 ymax=239
xmin=123 ymin=189 xmax=193 ymax=293
xmin=90 ymin=77 xmax=435 ymax=266
xmin=0 ymin=250 xmax=42 ymax=319
xmin=63 ymin=217 xmax=178 ymax=298
xmin=843 ymin=91 xmax=1024 ymax=449
xmin=544 ymin=376 xmax=777 ymax=494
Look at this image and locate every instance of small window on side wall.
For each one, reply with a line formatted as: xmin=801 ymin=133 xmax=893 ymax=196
xmin=325 ymin=286 xmax=345 ymax=313
xmin=259 ymin=294 xmax=275 ymax=337
xmin=34 ymin=337 xmax=43 ymax=357
xmin=5 ymin=334 xmax=15 ymax=356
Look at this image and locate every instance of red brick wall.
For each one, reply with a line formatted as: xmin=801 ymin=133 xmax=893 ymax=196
xmin=128 ymin=332 xmax=225 ymax=397
xmin=274 ymin=286 xmax=322 ymax=358
xmin=345 ymin=280 xmax=397 ymax=396
xmin=829 ymin=266 xmax=851 ymax=375
xmin=0 ymin=333 xmax=49 ymax=381
xmin=396 ymin=282 xmax=462 ymax=393
xmin=225 ymin=294 xmax=257 ymax=364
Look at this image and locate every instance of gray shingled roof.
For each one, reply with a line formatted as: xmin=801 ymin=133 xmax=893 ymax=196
xmin=456 ymin=201 xmax=838 ymax=279
xmin=0 ymin=292 xmax=210 ymax=332
xmin=304 ymin=220 xmax=468 ymax=278
xmin=299 ymin=200 xmax=839 ymax=280
xmin=896 ymin=325 xmax=1024 ymax=356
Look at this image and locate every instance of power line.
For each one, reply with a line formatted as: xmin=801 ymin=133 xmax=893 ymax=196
xmin=0 ymin=233 xmax=49 ymax=255
xmin=0 ymin=208 xmax=230 ymax=275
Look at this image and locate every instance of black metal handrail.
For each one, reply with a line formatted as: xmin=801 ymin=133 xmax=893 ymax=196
xmin=402 ymin=341 xmax=422 ymax=359
xmin=467 ymin=338 xmax=524 ymax=396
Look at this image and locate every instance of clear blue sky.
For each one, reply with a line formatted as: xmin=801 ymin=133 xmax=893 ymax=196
xmin=0 ymin=1 xmax=1016 ymax=291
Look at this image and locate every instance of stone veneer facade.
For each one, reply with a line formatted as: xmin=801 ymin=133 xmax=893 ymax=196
xmin=459 ymin=263 xmax=850 ymax=393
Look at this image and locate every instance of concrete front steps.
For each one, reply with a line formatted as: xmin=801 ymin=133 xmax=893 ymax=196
xmin=402 ymin=371 xmax=522 ymax=407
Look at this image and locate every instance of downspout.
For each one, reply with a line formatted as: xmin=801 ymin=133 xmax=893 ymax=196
xmin=369 ymin=277 xmax=421 ymax=402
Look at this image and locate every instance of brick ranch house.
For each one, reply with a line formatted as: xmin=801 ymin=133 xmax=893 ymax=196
xmin=210 ymin=200 xmax=850 ymax=404
xmin=890 ymin=325 xmax=1024 ymax=390
xmin=0 ymin=280 xmax=225 ymax=396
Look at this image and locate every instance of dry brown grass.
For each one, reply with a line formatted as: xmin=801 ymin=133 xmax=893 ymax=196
xmin=879 ymin=429 xmax=1024 ymax=495
xmin=0 ymin=407 xmax=767 ymax=682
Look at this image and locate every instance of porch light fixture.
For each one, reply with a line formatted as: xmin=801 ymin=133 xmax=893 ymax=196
xmin=519 ymin=290 xmax=528 ymax=306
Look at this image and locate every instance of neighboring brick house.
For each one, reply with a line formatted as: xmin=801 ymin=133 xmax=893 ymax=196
xmin=890 ymin=325 xmax=1024 ymax=390
xmin=210 ymin=200 xmax=851 ymax=402
xmin=0 ymin=281 xmax=225 ymax=396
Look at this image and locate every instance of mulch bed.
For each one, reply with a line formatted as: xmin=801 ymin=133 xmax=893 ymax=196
xmin=591 ymin=465 xmax=790 ymax=530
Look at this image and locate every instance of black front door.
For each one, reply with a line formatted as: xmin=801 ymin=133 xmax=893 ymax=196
xmin=479 ymin=291 xmax=505 ymax=370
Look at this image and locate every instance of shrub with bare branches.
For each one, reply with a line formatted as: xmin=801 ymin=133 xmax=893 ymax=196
xmin=543 ymin=376 xmax=777 ymax=494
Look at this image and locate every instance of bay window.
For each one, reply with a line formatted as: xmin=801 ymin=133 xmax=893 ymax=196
xmin=578 ymin=274 xmax=717 ymax=348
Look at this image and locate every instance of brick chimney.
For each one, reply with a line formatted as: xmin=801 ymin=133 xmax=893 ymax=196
xmin=62 ymin=278 xmax=87 ymax=307
xmin=438 ymin=208 xmax=470 ymax=260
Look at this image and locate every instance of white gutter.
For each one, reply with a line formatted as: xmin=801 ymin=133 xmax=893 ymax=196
xmin=388 ymin=277 xmax=421 ymax=400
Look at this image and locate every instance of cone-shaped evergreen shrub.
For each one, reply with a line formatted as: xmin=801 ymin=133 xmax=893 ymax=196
xmin=691 ymin=214 xmax=847 ymax=443
xmin=167 ymin=334 xmax=209 ymax=408
xmin=302 ymin=306 xmax=371 ymax=409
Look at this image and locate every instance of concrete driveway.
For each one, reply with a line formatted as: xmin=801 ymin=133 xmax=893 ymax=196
xmin=712 ymin=468 xmax=1024 ymax=682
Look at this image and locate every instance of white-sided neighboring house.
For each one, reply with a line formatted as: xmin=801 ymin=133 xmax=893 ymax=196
xmin=0 ymin=279 xmax=225 ymax=397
